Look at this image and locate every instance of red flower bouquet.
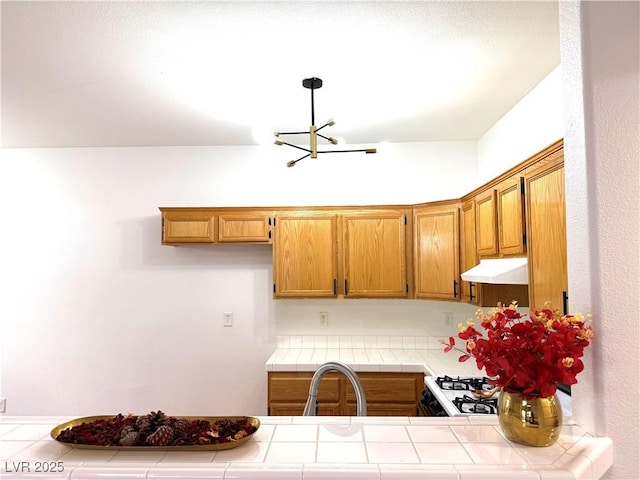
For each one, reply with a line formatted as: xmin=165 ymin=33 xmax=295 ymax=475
xmin=441 ymin=302 xmax=593 ymax=398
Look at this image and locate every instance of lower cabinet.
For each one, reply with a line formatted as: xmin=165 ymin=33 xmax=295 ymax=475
xmin=267 ymin=371 xmax=424 ymax=416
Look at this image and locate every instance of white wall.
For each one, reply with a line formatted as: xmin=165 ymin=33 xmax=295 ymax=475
xmin=0 ymin=141 xmax=478 ymax=416
xmin=560 ymin=2 xmax=639 ymax=479
xmin=477 ymin=65 xmax=564 ymax=180
xmin=477 ymin=3 xmax=640 ymax=479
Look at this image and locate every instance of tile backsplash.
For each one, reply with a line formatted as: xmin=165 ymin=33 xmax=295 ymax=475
xmin=276 ymin=335 xmax=444 ymax=350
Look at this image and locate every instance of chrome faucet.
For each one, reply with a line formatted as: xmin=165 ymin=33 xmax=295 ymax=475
xmin=303 ymin=361 xmax=367 ymax=416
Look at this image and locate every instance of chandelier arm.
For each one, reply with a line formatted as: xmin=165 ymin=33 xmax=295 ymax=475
xmin=279 ymin=141 xmax=312 ymax=153
xmin=316 ymin=133 xmax=334 ymax=142
xmin=287 ymin=153 xmax=311 ymax=168
xmin=317 ymin=149 xmax=376 ymax=154
xmin=277 ymin=131 xmax=309 ymax=136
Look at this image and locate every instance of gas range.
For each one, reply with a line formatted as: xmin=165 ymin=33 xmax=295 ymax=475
xmin=422 ymin=375 xmax=573 ymax=417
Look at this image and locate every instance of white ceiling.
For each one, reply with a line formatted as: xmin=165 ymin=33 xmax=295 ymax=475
xmin=1 ymin=1 xmax=560 ymax=148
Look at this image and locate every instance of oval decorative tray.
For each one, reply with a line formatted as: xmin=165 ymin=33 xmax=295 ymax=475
xmin=51 ymin=415 xmax=260 ymax=451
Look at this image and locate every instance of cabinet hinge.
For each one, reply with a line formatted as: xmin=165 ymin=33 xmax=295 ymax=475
xmin=404 ymin=215 xmax=407 ymax=225
xmin=406 ymin=283 xmax=409 ymax=293
xmin=273 ymin=284 xmax=276 ymax=293
xmin=523 ymin=233 xmax=527 ymax=246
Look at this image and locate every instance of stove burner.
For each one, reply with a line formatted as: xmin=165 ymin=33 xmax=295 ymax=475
xmin=452 ymin=394 xmax=499 ymax=415
xmin=435 ymin=375 xmax=491 ymax=391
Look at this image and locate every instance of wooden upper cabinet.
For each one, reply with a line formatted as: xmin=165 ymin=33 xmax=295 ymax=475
xmin=160 ymin=208 xmax=272 ymax=245
xmin=161 ymin=209 xmax=216 ymax=244
xmin=413 ymin=203 xmax=460 ymax=300
xmin=525 ymin=161 xmax=568 ymax=312
xmin=475 ymin=189 xmax=498 ymax=256
xmin=218 ymin=211 xmax=272 ymax=243
xmin=460 ymin=200 xmax=479 ymax=304
xmin=342 ymin=210 xmax=409 ymax=298
xmin=273 ymin=212 xmax=338 ymax=298
xmin=475 ymin=175 xmax=526 ymax=257
xmin=497 ymin=176 xmax=526 ymax=255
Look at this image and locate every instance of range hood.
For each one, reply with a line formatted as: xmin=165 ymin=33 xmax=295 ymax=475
xmin=461 ymin=257 xmax=528 ymax=285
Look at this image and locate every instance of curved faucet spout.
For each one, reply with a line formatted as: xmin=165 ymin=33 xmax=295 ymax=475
xmin=303 ymin=361 xmax=367 ymax=416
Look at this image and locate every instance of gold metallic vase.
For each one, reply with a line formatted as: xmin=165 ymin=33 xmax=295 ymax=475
xmin=497 ymin=390 xmax=563 ymax=447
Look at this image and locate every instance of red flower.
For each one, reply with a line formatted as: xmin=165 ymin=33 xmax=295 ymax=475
xmin=440 ymin=302 xmax=593 ymax=399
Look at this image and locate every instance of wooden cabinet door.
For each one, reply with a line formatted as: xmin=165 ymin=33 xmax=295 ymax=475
xmin=342 ymin=210 xmax=408 ymax=298
xmin=497 ymin=176 xmax=526 ymax=255
xmin=475 ymin=190 xmax=498 ymax=256
xmin=345 ymin=372 xmax=422 ymax=416
xmin=413 ymin=204 xmax=460 ymax=300
xmin=161 ymin=209 xmax=216 ymax=244
xmin=218 ymin=211 xmax=272 ymax=243
xmin=526 ymin=164 xmax=568 ymax=311
xmin=273 ymin=212 xmax=338 ymax=298
xmin=268 ymin=372 xmax=341 ymax=416
xmin=460 ymin=200 xmax=480 ymax=304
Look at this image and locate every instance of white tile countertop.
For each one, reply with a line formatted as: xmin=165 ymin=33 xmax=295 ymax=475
xmin=265 ymin=335 xmax=481 ymax=376
xmin=0 ymin=415 xmax=613 ymax=480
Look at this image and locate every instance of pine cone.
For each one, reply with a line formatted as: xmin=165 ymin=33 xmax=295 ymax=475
xmin=119 ymin=428 xmax=141 ymax=446
xmin=150 ymin=410 xmax=169 ymax=427
xmin=135 ymin=415 xmax=153 ymax=436
xmin=136 ymin=410 xmax=168 ymax=436
xmin=172 ymin=418 xmax=192 ymax=439
xmin=146 ymin=425 xmax=174 ymax=446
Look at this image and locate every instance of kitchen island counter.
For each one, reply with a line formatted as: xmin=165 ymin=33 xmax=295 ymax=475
xmin=1 ymin=415 xmax=612 ymax=480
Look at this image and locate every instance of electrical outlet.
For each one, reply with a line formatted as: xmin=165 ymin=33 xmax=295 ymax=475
xmin=0 ymin=398 xmax=6 ymax=413
xmin=223 ymin=312 xmax=233 ymax=327
xmin=444 ymin=312 xmax=454 ymax=327
xmin=319 ymin=311 xmax=329 ymax=326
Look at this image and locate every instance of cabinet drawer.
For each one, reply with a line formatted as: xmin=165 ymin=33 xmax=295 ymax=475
xmin=268 ymin=373 xmax=340 ymax=402
xmin=345 ymin=374 xmax=420 ymax=403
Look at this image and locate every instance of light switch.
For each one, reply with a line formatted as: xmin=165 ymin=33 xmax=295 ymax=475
xmin=223 ymin=312 xmax=233 ymax=327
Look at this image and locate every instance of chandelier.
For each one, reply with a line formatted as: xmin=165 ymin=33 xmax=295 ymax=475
xmin=274 ymin=77 xmax=377 ymax=167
